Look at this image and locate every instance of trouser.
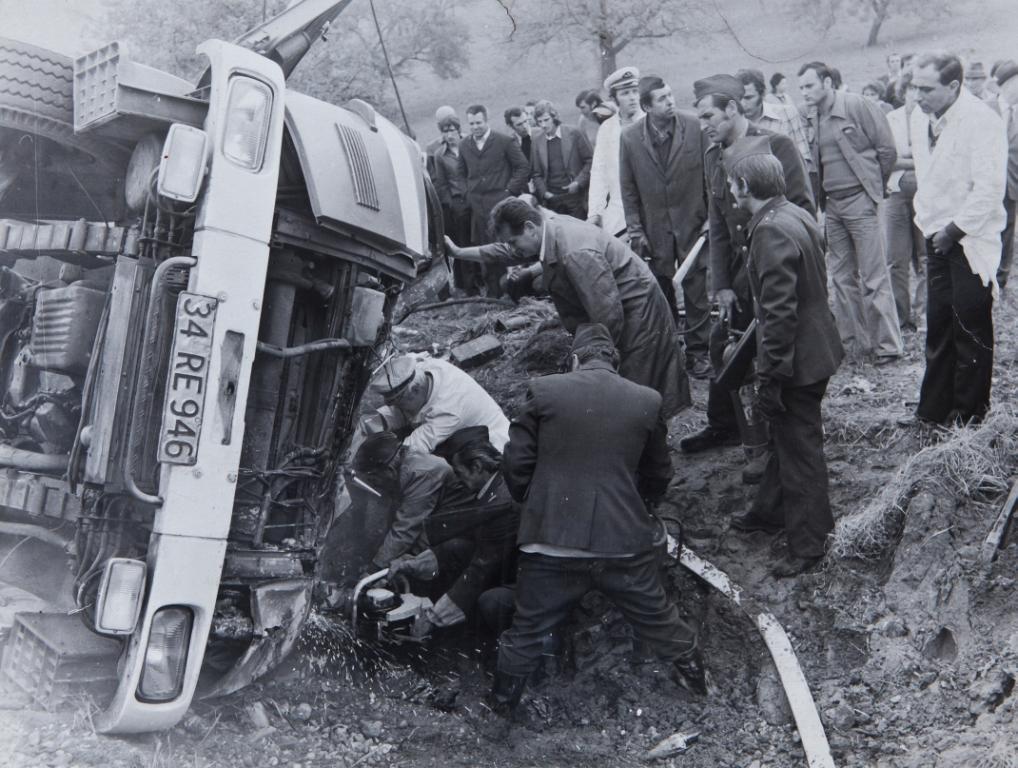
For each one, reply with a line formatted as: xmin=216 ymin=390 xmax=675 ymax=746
xmin=544 ymin=188 xmax=587 ymax=220
xmin=656 ymin=263 xmax=710 ymax=356
xmin=444 ymin=204 xmax=481 ymax=294
xmin=997 ymin=196 xmax=1016 ymax=290
xmin=916 ymin=239 xmax=994 ymax=424
xmin=497 ymin=548 xmax=697 ymax=677
xmin=879 ymin=190 xmax=924 ymax=327
xmin=825 ymin=190 xmax=903 ymax=357
xmin=750 ymin=379 xmax=834 ymax=559
xmin=705 ymin=301 xmax=754 ymax=434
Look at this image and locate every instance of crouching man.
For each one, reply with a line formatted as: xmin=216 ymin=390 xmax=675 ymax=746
xmin=483 ymin=323 xmax=706 ymax=727
xmin=349 ymin=427 xmax=518 ymax=631
xmin=723 ymin=138 xmax=844 ymax=577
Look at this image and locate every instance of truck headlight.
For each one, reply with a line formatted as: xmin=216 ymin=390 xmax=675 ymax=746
xmin=222 ymin=76 xmax=272 ymax=171
xmin=157 ymin=124 xmax=209 ymax=203
xmin=137 ymin=607 xmax=193 ymax=702
xmin=94 ymin=558 xmax=146 ymax=635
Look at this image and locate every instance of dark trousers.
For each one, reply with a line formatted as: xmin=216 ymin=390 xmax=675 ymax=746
xmin=750 ymin=379 xmax=834 ymax=559
xmin=497 ymin=549 xmax=697 ymax=677
xmin=917 ymin=240 xmax=994 ymax=424
xmin=444 ymin=204 xmax=481 ymax=295
xmin=998 ymin=196 xmax=1016 ymax=289
xmin=656 ymin=264 xmax=710 ymax=356
xmin=544 ymin=189 xmax=587 ymax=220
xmin=705 ymin=302 xmax=754 ymax=433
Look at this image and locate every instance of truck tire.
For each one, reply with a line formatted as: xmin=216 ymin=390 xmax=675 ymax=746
xmin=0 ymin=37 xmax=126 ymax=169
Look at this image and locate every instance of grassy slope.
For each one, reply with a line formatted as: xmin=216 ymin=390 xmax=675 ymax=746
xmin=397 ymin=0 xmax=1013 ymax=141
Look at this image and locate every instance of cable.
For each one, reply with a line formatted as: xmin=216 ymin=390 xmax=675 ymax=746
xmin=368 ymin=0 xmax=412 ymax=137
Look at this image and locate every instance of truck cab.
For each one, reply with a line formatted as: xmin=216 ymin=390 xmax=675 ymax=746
xmin=0 ymin=0 xmax=433 ymax=732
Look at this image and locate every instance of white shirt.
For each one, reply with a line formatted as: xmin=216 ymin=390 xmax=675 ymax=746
xmin=911 ymin=88 xmax=1007 ymax=290
xmin=586 ymin=110 xmax=643 ymax=236
xmin=885 ymin=105 xmax=925 ymax=192
xmin=403 ymin=357 xmax=510 ymax=454
xmin=473 ymin=128 xmax=491 ymax=152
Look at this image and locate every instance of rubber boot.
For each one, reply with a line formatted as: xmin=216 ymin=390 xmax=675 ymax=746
xmin=671 ymin=649 xmax=708 ymax=695
xmin=470 ymin=670 xmax=528 ymax=741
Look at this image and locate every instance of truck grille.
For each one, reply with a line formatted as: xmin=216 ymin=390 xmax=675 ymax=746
xmin=1 ymin=613 xmax=120 ymax=709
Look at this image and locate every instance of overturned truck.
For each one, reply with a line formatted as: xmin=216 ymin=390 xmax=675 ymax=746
xmin=0 ymin=0 xmax=434 ymax=733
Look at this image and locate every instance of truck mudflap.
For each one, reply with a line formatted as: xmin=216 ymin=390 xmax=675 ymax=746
xmin=96 ymin=39 xmax=287 ymax=734
xmin=201 ymin=579 xmax=312 ymax=699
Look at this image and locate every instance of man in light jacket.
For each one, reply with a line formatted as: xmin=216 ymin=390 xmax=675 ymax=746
xmin=910 ymin=53 xmax=1007 ymax=426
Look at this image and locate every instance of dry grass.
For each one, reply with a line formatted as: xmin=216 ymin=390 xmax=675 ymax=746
xmin=831 ymin=406 xmax=1018 ymax=561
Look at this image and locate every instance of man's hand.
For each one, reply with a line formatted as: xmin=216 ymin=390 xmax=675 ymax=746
xmin=931 ymin=228 xmax=954 ymax=255
xmin=587 ymin=213 xmax=603 ymax=228
xmin=566 ymin=181 xmax=579 ymax=194
xmin=444 ymin=235 xmax=463 ymax=259
xmin=411 ymin=612 xmax=434 ymax=640
xmin=716 ymin=288 xmax=741 ymax=324
xmin=387 ymin=550 xmax=438 ymax=581
xmin=544 ymin=191 xmax=554 ymax=200
xmin=628 ymin=230 xmax=649 ymax=259
xmin=753 ymin=379 xmax=786 ymax=421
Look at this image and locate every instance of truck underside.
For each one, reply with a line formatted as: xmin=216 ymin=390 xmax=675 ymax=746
xmin=0 ymin=5 xmax=429 ymax=732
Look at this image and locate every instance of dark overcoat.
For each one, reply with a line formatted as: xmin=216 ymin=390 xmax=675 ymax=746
xmin=618 ymin=111 xmax=708 ymax=278
xmin=541 ymin=214 xmax=691 ymax=418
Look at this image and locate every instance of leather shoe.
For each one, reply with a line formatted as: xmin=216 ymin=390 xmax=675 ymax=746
xmin=679 ymin=425 xmax=740 ymax=454
xmin=730 ymin=511 xmax=782 ymax=534
xmin=685 ymin=355 xmax=712 ymax=380
xmin=671 ymin=650 xmax=708 ymax=695
xmin=770 ymin=553 xmax=822 ymax=578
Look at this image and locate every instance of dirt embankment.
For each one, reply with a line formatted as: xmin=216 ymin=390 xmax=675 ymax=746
xmin=2 ymin=291 xmax=1018 ymax=768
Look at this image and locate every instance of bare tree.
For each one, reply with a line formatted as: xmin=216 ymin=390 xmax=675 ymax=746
xmin=794 ymin=0 xmax=950 ymax=48
xmin=94 ymin=0 xmax=469 ymax=119
xmin=509 ymin=0 xmax=714 ymax=81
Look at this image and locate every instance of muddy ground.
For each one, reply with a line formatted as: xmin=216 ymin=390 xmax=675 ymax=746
xmin=1 ymin=283 xmax=1017 ymax=768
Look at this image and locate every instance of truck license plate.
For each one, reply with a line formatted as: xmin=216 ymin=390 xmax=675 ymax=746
xmin=158 ymin=292 xmax=218 ymax=466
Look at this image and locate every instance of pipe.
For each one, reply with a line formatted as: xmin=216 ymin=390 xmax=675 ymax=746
xmin=350 ymin=568 xmax=389 ymax=632
xmin=0 ymin=521 xmax=72 ymax=548
xmin=671 ymin=235 xmax=706 ymax=293
xmin=256 ymin=338 xmax=350 ymax=358
xmin=0 ymin=445 xmax=68 ymax=473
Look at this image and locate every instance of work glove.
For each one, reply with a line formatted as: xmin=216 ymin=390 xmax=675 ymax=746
xmin=752 ymin=379 xmax=786 ymax=422
xmin=387 ymin=549 xmax=439 ymax=582
xmin=410 ymin=611 xmax=435 ymax=640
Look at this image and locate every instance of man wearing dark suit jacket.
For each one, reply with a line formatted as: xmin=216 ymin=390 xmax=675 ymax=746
xmin=530 ymin=100 xmax=593 ymax=219
xmin=482 ymin=323 xmax=706 ymax=723
xmin=458 ymin=104 xmax=530 ymax=296
xmin=724 ymin=139 xmax=844 ymax=578
xmin=683 ymin=75 xmax=815 ymax=474
xmin=620 ymin=75 xmax=712 ymax=376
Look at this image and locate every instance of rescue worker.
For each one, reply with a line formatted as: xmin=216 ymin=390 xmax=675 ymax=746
xmin=349 ymin=428 xmax=518 ymax=621
xmin=445 ymin=198 xmax=690 ymax=419
xmin=724 ymin=138 xmax=844 ymax=578
xmin=364 ymin=355 xmax=510 ymax=455
xmin=480 ymin=324 xmax=705 ymax=730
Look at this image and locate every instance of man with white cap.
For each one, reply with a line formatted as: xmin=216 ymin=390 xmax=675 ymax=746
xmin=367 ymin=355 xmax=511 ymax=456
xmin=587 ymin=66 xmax=644 ymax=238
xmin=425 ymin=105 xmax=458 ymax=178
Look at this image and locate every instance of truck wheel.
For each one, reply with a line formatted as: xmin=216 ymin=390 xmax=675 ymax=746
xmin=0 ymin=37 xmax=126 ymax=170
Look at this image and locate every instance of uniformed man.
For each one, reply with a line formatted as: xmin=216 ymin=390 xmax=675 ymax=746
xmin=723 ymin=138 xmax=844 ymax=578
xmin=682 ymin=74 xmax=815 ymax=484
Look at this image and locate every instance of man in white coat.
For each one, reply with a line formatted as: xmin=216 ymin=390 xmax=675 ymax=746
xmin=910 ymin=52 xmax=1007 ymax=426
xmin=587 ymin=66 xmax=644 ymax=238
